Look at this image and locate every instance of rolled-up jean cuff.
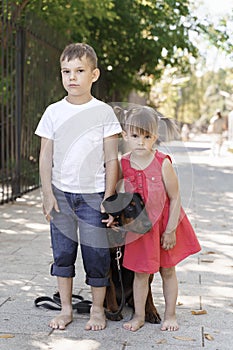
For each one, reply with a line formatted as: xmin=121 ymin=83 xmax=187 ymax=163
xmin=86 ymin=276 xmax=110 ymax=287
xmin=51 ymin=263 xmax=75 ymax=278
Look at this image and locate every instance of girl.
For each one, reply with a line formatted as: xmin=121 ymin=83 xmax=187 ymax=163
xmin=115 ymin=106 xmax=201 ymax=332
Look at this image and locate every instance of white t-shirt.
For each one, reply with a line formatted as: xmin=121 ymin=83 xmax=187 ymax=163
xmin=35 ymin=97 xmax=122 ymax=193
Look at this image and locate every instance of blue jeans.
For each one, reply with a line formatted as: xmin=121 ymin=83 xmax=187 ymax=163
xmin=50 ymin=185 xmax=110 ymax=287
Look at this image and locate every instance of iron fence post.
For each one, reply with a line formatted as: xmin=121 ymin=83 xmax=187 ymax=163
xmin=14 ymin=26 xmax=24 ymax=198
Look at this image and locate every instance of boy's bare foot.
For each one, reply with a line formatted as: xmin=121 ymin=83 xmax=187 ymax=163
xmin=85 ymin=306 xmax=106 ymax=331
xmin=123 ymin=316 xmax=145 ymax=332
xmin=49 ymin=313 xmax=73 ymax=330
xmin=161 ymin=316 xmax=179 ymax=331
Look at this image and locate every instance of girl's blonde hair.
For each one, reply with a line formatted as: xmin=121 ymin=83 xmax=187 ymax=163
xmin=115 ymin=106 xmax=159 ymax=136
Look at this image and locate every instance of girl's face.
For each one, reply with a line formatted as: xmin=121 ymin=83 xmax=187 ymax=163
xmin=123 ymin=129 xmax=157 ymax=156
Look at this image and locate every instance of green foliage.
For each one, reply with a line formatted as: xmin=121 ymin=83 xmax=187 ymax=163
xmin=151 ymin=66 xmax=233 ymax=125
xmin=85 ymin=0 xmax=199 ymax=99
xmin=9 ymin=0 xmax=198 ymax=99
xmin=8 ymin=0 xmax=232 ymax=102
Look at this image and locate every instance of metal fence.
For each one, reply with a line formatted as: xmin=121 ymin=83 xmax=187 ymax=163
xmin=0 ymin=1 xmax=66 ymax=204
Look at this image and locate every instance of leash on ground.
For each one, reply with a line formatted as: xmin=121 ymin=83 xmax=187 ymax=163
xmin=34 ymin=292 xmax=92 ymax=313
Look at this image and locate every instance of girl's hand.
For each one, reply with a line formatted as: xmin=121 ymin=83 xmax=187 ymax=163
xmin=42 ymin=193 xmax=59 ymax=222
xmin=161 ymin=230 xmax=176 ymax=250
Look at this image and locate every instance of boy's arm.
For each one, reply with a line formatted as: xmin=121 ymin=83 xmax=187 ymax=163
xmin=39 ymin=137 xmax=59 ymax=220
xmin=116 ymin=160 xmax=125 ymax=192
xmin=102 ymin=134 xmax=119 ymax=226
xmin=161 ymin=157 xmax=181 ymax=250
xmin=103 ymin=134 xmax=119 ymax=199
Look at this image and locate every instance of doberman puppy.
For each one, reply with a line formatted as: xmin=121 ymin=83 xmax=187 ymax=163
xmin=105 ymin=245 xmax=161 ymax=324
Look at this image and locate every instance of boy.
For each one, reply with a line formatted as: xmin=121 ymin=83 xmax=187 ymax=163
xmin=35 ymin=43 xmax=122 ymax=331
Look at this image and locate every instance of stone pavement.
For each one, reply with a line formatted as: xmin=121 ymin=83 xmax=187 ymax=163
xmin=0 ymin=134 xmax=233 ymax=350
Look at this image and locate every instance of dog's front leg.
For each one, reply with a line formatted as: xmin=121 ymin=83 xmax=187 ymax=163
xmin=105 ymin=270 xmax=123 ymax=321
xmin=145 ymin=274 xmax=161 ymax=324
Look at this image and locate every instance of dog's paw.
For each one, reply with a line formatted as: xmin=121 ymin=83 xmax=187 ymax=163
xmin=145 ymin=310 xmax=161 ymax=324
xmin=105 ymin=311 xmax=123 ymax=321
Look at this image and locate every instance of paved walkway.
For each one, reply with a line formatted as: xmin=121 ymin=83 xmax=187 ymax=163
xmin=0 ymin=135 xmax=233 ymax=350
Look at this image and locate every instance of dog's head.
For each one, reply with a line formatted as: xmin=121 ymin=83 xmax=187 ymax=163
xmin=103 ymin=192 xmax=152 ymax=234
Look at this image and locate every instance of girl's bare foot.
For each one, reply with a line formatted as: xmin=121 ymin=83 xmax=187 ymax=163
xmin=85 ymin=306 xmax=106 ymax=331
xmin=123 ymin=316 xmax=145 ymax=332
xmin=49 ymin=313 xmax=73 ymax=330
xmin=161 ymin=316 xmax=179 ymax=331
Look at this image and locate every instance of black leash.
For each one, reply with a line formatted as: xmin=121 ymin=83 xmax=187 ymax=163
xmin=105 ymin=247 xmax=125 ymax=318
xmin=34 ymin=248 xmax=125 ymax=318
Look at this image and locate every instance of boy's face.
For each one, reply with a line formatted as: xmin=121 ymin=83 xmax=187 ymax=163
xmin=60 ymin=55 xmax=100 ymax=103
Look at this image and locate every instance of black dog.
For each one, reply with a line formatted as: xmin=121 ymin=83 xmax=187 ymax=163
xmin=102 ymin=193 xmax=161 ymax=324
xmin=104 ymin=245 xmax=161 ymax=324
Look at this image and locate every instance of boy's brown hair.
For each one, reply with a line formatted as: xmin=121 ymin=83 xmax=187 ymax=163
xmin=60 ymin=43 xmax=98 ymax=69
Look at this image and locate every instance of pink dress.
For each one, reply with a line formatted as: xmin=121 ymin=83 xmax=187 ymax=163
xmin=121 ymin=150 xmax=201 ymax=274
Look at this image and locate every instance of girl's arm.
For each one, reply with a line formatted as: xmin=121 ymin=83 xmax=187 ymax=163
xmin=161 ymin=157 xmax=181 ymax=250
xmin=39 ymin=137 xmax=59 ymax=220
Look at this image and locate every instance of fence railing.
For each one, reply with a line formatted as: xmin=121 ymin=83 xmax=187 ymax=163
xmin=0 ymin=1 xmax=66 ymax=204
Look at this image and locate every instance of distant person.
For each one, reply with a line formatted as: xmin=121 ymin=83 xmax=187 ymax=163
xmin=208 ymin=109 xmax=227 ymax=156
xmin=35 ymin=43 xmax=122 ymax=331
xmin=181 ymin=124 xmax=190 ymax=142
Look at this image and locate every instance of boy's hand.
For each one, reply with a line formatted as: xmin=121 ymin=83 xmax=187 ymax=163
xmin=42 ymin=193 xmax=60 ymax=222
xmin=102 ymin=213 xmax=115 ymax=227
xmin=100 ymin=202 xmax=115 ymax=227
xmin=161 ymin=230 xmax=176 ymax=250
xmin=102 ymin=215 xmax=121 ymax=231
